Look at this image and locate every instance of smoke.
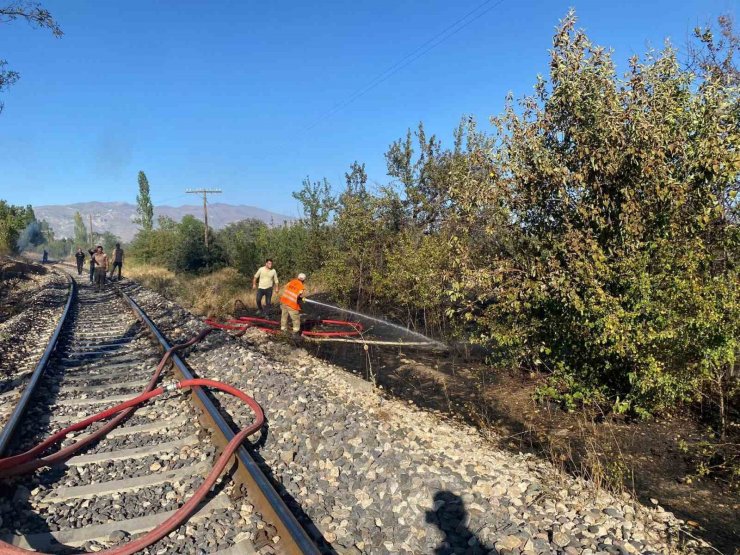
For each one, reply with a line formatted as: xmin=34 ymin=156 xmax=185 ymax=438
xmin=94 ymin=133 xmax=133 ymax=178
xmin=16 ymin=220 xmax=45 ymax=252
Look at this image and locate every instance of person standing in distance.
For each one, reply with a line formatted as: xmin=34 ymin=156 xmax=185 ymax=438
xmin=92 ymin=245 xmax=108 ymax=292
xmin=74 ymin=247 xmax=85 ymax=276
xmin=88 ymin=247 xmax=96 ymax=284
xmin=109 ymin=243 xmax=124 ymax=281
xmin=252 ymin=259 xmax=279 ymax=315
xmin=280 ymin=273 xmax=306 ymax=335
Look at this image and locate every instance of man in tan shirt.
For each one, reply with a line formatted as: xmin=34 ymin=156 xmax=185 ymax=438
xmin=252 ymin=259 xmax=279 ymax=314
xmin=92 ymin=245 xmax=109 ymax=292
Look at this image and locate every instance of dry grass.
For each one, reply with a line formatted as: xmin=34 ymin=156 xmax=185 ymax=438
xmin=126 ymin=263 xmax=324 ymax=318
xmin=126 ymin=264 xmax=254 ymax=317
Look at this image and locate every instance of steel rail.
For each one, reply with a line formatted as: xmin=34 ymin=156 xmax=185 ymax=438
xmin=0 ymin=270 xmax=76 ymax=456
xmin=118 ymin=288 xmax=320 ymax=555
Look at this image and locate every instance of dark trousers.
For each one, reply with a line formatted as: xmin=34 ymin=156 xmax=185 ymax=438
xmin=89 ymin=264 xmax=95 ymax=283
xmin=76 ymin=260 xmax=83 ymax=275
xmin=94 ymin=268 xmax=106 ymax=290
xmin=256 ymin=288 xmax=273 ymax=312
xmin=110 ymin=261 xmax=122 ymax=280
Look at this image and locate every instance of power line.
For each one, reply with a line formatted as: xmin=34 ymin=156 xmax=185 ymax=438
xmin=153 ymin=193 xmax=190 ymax=206
xmin=303 ymin=0 xmax=508 ymax=132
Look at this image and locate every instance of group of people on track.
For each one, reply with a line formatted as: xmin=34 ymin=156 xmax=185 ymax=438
xmin=252 ymin=258 xmax=307 ymax=335
xmin=74 ymin=243 xmax=125 ymax=291
xmin=71 ymin=248 xmax=304 ymax=331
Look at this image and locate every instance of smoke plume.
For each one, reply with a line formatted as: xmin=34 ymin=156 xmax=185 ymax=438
xmin=16 ymin=220 xmax=44 ymax=252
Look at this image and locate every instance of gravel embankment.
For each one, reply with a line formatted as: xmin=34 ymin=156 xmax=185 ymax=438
xmin=123 ymin=282 xmax=706 ymax=555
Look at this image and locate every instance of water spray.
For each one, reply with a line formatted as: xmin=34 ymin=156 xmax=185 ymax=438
xmin=303 ymin=298 xmax=447 ymax=350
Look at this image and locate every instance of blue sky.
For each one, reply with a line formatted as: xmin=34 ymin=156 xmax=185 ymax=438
xmin=0 ymin=0 xmax=735 ymax=218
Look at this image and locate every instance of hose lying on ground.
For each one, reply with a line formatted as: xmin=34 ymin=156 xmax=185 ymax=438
xmin=0 ymin=329 xmax=213 ymax=476
xmin=205 ymin=316 xmax=364 ymax=337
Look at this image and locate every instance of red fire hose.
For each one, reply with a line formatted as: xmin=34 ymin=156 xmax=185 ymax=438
xmin=205 ymin=316 xmax=364 ymax=337
xmin=0 ymin=330 xmax=265 ymax=555
xmin=0 ymin=329 xmax=214 ymax=477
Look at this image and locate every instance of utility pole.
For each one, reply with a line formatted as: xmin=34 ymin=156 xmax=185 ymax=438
xmin=88 ymin=214 xmax=94 ymax=248
xmin=185 ymin=189 xmax=222 ymax=248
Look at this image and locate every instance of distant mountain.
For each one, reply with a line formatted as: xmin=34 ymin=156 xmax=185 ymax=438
xmin=33 ymin=202 xmax=294 ymax=242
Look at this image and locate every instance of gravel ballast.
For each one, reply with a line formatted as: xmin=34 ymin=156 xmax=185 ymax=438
xmin=122 ymin=282 xmax=707 ymax=554
xmin=0 ymin=267 xmax=69 ymax=430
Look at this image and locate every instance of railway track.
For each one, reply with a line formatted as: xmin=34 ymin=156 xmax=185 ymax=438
xmin=0 ymin=265 xmax=70 ymax=433
xmin=0 ymin=269 xmax=319 ymax=554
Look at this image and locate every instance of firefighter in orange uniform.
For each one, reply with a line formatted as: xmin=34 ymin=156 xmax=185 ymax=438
xmin=280 ymin=273 xmax=306 ymax=334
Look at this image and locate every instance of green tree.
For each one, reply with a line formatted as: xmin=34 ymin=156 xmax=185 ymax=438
xmin=99 ymin=231 xmax=121 ymax=254
xmin=322 ymin=164 xmax=376 ymax=306
xmin=73 ymin=211 xmax=87 ymax=246
xmin=345 ymin=161 xmax=368 ymax=197
xmin=170 ymin=215 xmax=224 ymax=273
xmin=130 ymin=214 xmax=226 ymax=272
xmin=386 ymin=122 xmax=449 ymax=231
xmin=216 ymin=219 xmax=268 ymax=276
xmin=292 ymin=176 xmax=336 ymax=272
xmin=43 ymin=236 xmax=72 ymax=258
xmin=135 ymin=171 xmax=154 ymax=231
xmin=450 ymin=11 xmax=739 ymax=420
xmin=256 ymin=222 xmax=309 ymax=281
xmin=0 ymin=2 xmax=62 ymax=113
xmin=0 ymin=201 xmax=35 ymax=253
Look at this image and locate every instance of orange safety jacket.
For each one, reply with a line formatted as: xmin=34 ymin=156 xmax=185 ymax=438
xmin=280 ymin=279 xmax=305 ymax=311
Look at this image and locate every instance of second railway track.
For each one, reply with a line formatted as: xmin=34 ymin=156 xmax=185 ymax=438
xmin=0 ymin=269 xmax=318 ymax=555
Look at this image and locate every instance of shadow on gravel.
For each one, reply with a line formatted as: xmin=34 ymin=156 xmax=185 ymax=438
xmin=0 ymin=375 xmax=26 ymax=395
xmin=425 ymin=491 xmax=496 ymax=555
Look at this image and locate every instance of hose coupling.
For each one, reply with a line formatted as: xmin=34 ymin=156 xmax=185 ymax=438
xmin=163 ymin=381 xmax=181 ymax=393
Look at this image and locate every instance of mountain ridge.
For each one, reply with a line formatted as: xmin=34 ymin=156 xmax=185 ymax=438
xmin=33 ymin=201 xmax=294 ymax=242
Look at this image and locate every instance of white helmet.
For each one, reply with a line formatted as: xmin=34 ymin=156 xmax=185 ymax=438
xmin=297 ymin=273 xmax=306 ymax=281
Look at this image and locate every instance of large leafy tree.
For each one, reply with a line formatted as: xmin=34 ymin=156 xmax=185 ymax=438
xmin=216 ymin=219 xmax=268 ymax=277
xmin=450 ymin=11 xmax=739 ymax=419
xmin=99 ymin=231 xmax=120 ymax=254
xmin=0 ymin=201 xmax=34 ymax=253
xmin=321 ymin=162 xmax=378 ymax=306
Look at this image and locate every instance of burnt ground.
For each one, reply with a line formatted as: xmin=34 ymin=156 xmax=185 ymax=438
xmin=0 ymin=257 xmax=49 ymax=322
xmin=299 ymin=338 xmax=739 ymax=554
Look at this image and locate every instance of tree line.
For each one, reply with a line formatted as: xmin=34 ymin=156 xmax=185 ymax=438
xmin=0 ymin=201 xmax=121 ymax=259
xmin=129 ymin=14 xmax=739 ymax=431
